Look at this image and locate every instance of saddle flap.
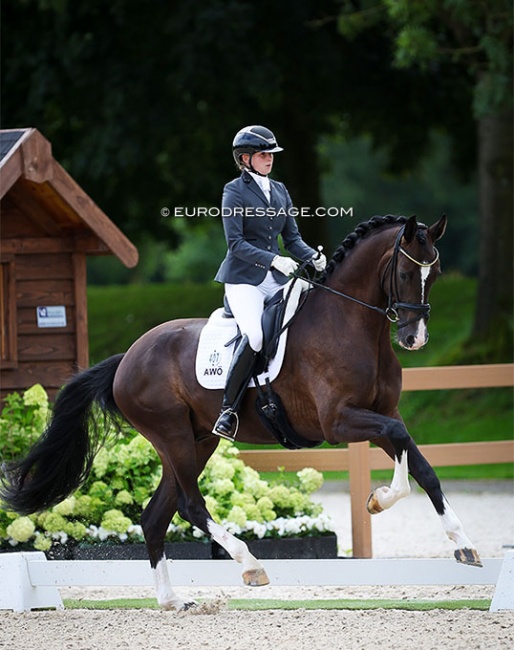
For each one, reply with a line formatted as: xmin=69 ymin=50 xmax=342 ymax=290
xmin=260 ymin=289 xmax=288 ymax=370
xmin=195 ymin=279 xmax=308 ymax=390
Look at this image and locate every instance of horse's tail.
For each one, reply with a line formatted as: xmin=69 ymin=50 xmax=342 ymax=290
xmin=0 ymin=354 xmax=125 ymax=515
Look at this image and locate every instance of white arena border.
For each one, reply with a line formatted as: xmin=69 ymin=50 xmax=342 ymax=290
xmin=0 ymin=552 xmax=512 ymax=613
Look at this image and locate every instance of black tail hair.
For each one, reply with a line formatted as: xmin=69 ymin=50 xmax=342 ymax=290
xmin=0 ymin=354 xmax=125 ymax=515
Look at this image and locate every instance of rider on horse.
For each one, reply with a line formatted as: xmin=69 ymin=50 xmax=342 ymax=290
xmin=212 ymin=125 xmax=327 ymax=441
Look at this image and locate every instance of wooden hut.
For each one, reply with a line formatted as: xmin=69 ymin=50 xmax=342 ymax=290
xmin=0 ymin=128 xmax=138 ymax=401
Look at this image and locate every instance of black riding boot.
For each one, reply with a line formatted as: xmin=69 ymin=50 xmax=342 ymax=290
xmin=212 ymin=335 xmax=257 ymax=441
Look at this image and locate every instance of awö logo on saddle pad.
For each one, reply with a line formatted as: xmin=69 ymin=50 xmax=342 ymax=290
xmin=204 ymin=349 xmax=224 ymax=377
xmin=195 ymin=279 xmax=306 ymax=390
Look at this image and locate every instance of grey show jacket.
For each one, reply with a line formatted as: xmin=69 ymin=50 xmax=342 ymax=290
xmin=215 ymin=171 xmax=316 ymax=286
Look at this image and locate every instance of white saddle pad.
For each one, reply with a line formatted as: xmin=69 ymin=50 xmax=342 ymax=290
xmin=195 ymin=279 xmax=308 ymax=390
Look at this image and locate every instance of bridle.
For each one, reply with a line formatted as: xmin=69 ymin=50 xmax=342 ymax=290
xmin=296 ymin=225 xmax=440 ymax=329
xmin=382 ymin=225 xmax=440 ymax=328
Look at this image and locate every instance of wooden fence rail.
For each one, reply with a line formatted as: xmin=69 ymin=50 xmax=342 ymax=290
xmin=239 ymin=363 xmax=514 ymax=558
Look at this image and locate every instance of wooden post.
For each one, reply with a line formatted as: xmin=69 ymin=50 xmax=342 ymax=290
xmin=348 ymin=441 xmax=372 ymax=558
xmin=72 ymin=253 xmax=89 ymax=369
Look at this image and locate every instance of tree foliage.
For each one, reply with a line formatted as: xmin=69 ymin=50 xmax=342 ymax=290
xmin=3 ymin=1 xmax=472 ymax=241
xmin=338 ymin=0 xmax=513 ymax=359
xmin=3 ymin=0 xmax=510 ymax=357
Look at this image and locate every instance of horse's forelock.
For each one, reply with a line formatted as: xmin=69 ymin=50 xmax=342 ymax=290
xmin=416 ymin=228 xmax=428 ymax=245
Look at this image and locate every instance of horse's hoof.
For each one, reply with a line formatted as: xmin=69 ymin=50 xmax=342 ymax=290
xmin=180 ymin=600 xmax=198 ymax=611
xmin=454 ymin=548 xmax=482 ymax=567
xmin=243 ymin=567 xmax=270 ymax=586
xmin=366 ymin=491 xmax=383 ymax=514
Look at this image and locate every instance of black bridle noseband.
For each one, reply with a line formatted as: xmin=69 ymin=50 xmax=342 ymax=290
xmin=296 ymin=225 xmax=440 ymax=329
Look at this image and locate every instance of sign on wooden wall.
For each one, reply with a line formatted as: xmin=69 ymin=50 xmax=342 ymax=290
xmin=36 ymin=306 xmax=67 ymax=328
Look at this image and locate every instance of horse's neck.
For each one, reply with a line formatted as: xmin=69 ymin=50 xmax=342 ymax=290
xmin=325 ymin=236 xmax=391 ymax=310
xmin=298 ymin=233 xmax=394 ymax=350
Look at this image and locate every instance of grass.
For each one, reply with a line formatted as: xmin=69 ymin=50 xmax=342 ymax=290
xmin=63 ymin=598 xmax=491 ymax=611
xmin=87 ymin=282 xmax=224 ymax=364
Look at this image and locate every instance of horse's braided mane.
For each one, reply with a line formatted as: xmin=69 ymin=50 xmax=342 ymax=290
xmin=320 ymin=214 xmax=407 ymax=284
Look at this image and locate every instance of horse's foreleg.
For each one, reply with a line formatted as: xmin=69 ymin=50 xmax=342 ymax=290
xmin=405 ymin=441 xmax=482 ymax=567
xmin=207 ymin=520 xmax=270 ymax=586
xmin=180 ymin=498 xmax=269 ymax=586
xmin=366 ymin=448 xmax=411 ymax=513
xmin=363 ymin=418 xmax=412 ymax=514
xmin=171 ymin=435 xmax=270 ymax=588
xmin=372 ymin=436 xmax=482 ymax=566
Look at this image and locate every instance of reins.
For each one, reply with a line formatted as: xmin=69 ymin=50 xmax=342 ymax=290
xmin=295 ymin=225 xmax=440 ymax=329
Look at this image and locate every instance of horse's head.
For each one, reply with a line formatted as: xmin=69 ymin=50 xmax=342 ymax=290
xmin=387 ymin=215 xmax=447 ymax=350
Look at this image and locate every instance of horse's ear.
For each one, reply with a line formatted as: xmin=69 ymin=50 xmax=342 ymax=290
xmin=429 ymin=214 xmax=447 ymax=242
xmin=402 ymin=215 xmax=418 ymax=243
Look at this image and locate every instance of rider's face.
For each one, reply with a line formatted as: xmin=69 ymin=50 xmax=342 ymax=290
xmin=244 ymin=152 xmax=274 ymax=175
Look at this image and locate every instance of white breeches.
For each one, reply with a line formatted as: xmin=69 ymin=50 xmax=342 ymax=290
xmin=225 ymin=272 xmax=283 ymax=352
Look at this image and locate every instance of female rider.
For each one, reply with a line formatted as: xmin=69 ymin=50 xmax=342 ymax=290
xmin=212 ymin=125 xmax=326 ymax=440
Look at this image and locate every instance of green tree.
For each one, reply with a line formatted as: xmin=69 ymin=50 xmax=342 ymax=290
xmin=2 ymin=0 xmax=474 ymax=256
xmin=339 ymin=0 xmax=513 ymax=360
xmin=1 ymin=0 xmax=346 ymax=249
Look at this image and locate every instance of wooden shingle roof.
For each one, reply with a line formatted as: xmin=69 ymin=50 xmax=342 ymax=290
xmin=0 ymin=128 xmax=138 ymax=268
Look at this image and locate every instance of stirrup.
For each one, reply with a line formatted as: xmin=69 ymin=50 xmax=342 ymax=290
xmin=212 ymin=410 xmax=239 ymax=441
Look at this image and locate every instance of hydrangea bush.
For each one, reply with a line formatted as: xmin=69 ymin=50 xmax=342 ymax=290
xmin=0 ymin=385 xmax=334 ymax=553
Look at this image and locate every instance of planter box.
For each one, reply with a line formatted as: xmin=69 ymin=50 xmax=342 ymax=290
xmin=0 ymin=544 xmax=74 ymax=560
xmin=212 ymin=534 xmax=338 ymax=560
xmin=73 ymin=541 xmax=212 ymax=560
xmin=2 ymin=535 xmax=338 ymax=561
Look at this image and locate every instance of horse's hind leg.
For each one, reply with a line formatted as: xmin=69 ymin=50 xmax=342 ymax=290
xmin=141 ymin=466 xmax=196 ymax=611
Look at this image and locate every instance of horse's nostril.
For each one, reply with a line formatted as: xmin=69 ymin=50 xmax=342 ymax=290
xmin=406 ymin=335 xmax=415 ymax=347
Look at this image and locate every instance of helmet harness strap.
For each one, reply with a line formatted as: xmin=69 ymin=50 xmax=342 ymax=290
xmin=243 ymin=152 xmax=265 ymax=176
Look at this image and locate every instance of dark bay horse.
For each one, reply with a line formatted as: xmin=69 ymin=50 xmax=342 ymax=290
xmin=0 ymin=215 xmax=481 ymax=611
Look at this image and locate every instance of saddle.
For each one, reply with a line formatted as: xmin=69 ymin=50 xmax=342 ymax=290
xmin=222 ymin=288 xmax=294 ymax=375
xmin=195 ymin=278 xmax=320 ymax=449
xmin=223 ymin=281 xmax=321 ymax=451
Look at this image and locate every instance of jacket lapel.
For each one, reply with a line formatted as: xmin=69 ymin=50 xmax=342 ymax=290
xmin=242 ymin=170 xmax=270 ymax=205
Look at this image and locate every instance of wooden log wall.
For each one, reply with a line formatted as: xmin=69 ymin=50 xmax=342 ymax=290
xmin=0 ymin=197 xmax=88 ymax=401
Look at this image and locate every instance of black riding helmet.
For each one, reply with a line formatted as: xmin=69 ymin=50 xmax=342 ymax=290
xmin=232 ymin=125 xmax=283 ymax=174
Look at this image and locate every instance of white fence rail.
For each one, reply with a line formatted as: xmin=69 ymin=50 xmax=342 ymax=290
xmin=1 ymin=551 xmax=512 ymax=613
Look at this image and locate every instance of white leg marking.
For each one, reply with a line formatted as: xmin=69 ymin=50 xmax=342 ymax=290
xmin=439 ymin=497 xmax=475 ymax=550
xmin=374 ymin=450 xmax=411 ymax=510
xmin=208 ymin=520 xmax=263 ymax=573
xmin=152 ymin=558 xmax=187 ymax=610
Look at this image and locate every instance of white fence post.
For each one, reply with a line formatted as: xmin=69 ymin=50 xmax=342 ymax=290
xmin=489 ymin=551 xmax=514 ymax=612
xmin=0 ymin=551 xmax=63 ymax=612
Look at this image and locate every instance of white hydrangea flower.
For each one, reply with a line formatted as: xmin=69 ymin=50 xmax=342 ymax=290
xmin=297 ymin=468 xmax=324 ymax=493
xmin=6 ymin=516 xmax=35 ymax=543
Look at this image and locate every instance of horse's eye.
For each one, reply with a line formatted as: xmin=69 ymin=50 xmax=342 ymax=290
xmin=399 ymin=272 xmax=408 ymax=281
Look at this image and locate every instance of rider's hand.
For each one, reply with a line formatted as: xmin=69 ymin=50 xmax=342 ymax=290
xmin=271 ymin=255 xmax=299 ymax=277
xmin=312 ymin=252 xmax=327 ymax=272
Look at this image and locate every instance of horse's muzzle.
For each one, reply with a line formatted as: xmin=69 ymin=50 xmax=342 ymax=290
xmin=398 ymin=320 xmax=429 ymax=350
